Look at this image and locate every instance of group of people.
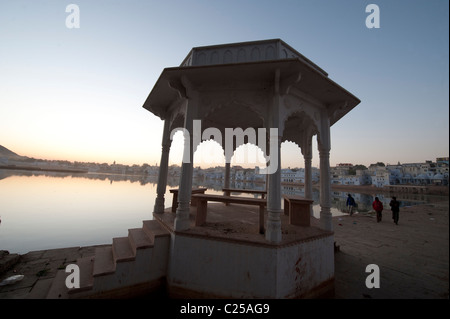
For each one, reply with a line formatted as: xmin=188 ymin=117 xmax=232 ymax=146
xmin=346 ymin=194 xmax=400 ymax=225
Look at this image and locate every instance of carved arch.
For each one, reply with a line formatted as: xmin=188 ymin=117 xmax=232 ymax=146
xmin=281 ymin=109 xmax=318 ymax=156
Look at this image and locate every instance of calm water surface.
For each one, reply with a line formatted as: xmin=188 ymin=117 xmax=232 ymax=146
xmin=0 ymin=172 xmax=157 ymax=254
xmin=0 ymin=170 xmax=439 ymax=254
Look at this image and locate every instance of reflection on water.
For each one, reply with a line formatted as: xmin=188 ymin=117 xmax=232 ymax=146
xmin=0 ymin=170 xmax=157 ymax=255
xmin=0 ymin=169 xmax=444 ymax=255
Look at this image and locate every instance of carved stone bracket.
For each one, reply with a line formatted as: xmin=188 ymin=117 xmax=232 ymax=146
xmin=280 ymin=71 xmax=301 ymax=95
xmin=330 ymin=100 xmax=349 ymax=124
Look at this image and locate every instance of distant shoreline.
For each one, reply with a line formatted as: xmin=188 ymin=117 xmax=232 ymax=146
xmin=0 ymin=165 xmax=88 ymax=174
xmin=328 ymin=183 xmax=448 ymax=196
xmin=1 ymin=165 xmax=448 ymax=196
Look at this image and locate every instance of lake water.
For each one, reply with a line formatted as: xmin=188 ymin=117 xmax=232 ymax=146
xmin=0 ymin=169 xmax=440 ymax=255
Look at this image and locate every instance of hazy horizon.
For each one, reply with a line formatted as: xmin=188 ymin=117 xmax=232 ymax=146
xmin=0 ymin=142 xmax=444 ymax=170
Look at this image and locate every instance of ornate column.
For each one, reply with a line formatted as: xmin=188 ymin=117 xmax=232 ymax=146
xmin=265 ymin=69 xmax=282 ymax=243
xmin=304 ymin=155 xmax=312 ymax=198
xmin=224 ymin=163 xmax=231 ymax=189
xmin=318 ymin=116 xmax=333 ymax=231
xmin=302 ymin=135 xmax=313 ymax=216
xmin=153 ymin=119 xmax=172 ymax=214
xmin=266 ymin=133 xmax=282 ymax=242
xmin=174 ymin=100 xmax=194 ymax=231
xmin=223 ymin=159 xmax=231 ymax=203
xmin=223 ymin=152 xmax=231 ymax=197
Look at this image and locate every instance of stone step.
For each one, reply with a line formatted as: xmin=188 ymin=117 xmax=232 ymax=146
xmin=128 ymin=228 xmax=154 ymax=254
xmin=143 ymin=220 xmax=170 ymax=240
xmin=27 ymin=277 xmax=54 ymax=299
xmin=112 ymin=237 xmax=135 ymax=263
xmin=67 ymin=256 xmax=94 ymax=295
xmin=46 ymin=255 xmax=95 ymax=299
xmin=93 ymin=246 xmax=115 ymax=277
xmin=46 ymin=269 xmax=70 ymax=299
xmin=45 ymin=221 xmax=170 ymax=299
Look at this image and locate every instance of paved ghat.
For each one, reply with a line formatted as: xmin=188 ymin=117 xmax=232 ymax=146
xmin=333 ymin=200 xmax=449 ymax=299
xmin=0 ymin=200 xmax=448 ymax=299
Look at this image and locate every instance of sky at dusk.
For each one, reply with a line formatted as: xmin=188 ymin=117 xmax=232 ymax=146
xmin=0 ymin=0 xmax=448 ymax=169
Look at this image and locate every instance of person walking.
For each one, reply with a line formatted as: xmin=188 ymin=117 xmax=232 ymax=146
xmin=346 ymin=194 xmax=356 ymax=216
xmin=372 ymin=197 xmax=384 ymax=222
xmin=389 ymin=196 xmax=400 ymax=225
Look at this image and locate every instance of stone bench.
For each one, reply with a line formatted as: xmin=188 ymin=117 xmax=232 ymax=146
xmin=283 ymin=195 xmax=314 ymax=227
xmin=222 ymin=188 xmax=267 ymax=199
xmin=191 ymin=194 xmax=266 ymax=234
xmin=169 ymin=188 xmax=208 ymax=213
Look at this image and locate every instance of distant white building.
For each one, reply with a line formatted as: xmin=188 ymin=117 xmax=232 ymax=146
xmin=391 ymin=160 xmax=449 ymax=186
xmin=280 ymin=168 xmax=320 ymax=184
xmin=330 ymin=172 xmax=368 ymax=186
xmin=281 ymin=168 xmax=303 ymax=183
xmin=204 ymin=167 xmax=223 ymax=180
xmin=330 ymin=164 xmax=367 ymax=186
xmin=252 ymin=167 xmax=266 ymax=182
xmin=191 ymin=158 xmax=449 ymax=187
xmin=371 ymin=168 xmax=391 ymax=187
xmin=386 ymin=164 xmax=403 ymax=184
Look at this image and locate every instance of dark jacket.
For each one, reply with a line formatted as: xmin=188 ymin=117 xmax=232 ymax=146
xmin=346 ymin=196 xmax=356 ymax=206
xmin=389 ymin=199 xmax=400 ymax=213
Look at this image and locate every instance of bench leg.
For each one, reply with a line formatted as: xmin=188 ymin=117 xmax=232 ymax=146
xmin=259 ymin=205 xmax=265 ymax=234
xmin=191 ymin=190 xmax=207 ymax=207
xmin=195 ymin=200 xmax=208 ymax=226
xmin=224 ymin=191 xmax=230 ymax=206
xmin=284 ymin=198 xmax=290 ymax=215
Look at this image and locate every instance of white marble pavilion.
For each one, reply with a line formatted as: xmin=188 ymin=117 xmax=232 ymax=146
xmin=144 ymin=39 xmax=360 ymax=237
xmin=142 ymin=39 xmax=360 ymax=298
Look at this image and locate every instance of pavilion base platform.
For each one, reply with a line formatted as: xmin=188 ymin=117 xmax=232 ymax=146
xmin=154 ymin=203 xmax=335 ymax=299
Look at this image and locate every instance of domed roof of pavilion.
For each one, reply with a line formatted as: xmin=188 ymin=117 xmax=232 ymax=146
xmin=142 ymin=39 xmax=361 ymax=134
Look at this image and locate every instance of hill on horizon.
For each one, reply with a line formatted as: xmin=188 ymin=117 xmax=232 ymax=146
xmin=0 ymin=145 xmax=28 ymax=160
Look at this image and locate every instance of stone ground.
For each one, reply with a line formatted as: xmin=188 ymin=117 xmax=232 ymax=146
xmin=333 ymin=200 xmax=449 ymax=299
xmin=0 ymin=200 xmax=448 ymax=299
